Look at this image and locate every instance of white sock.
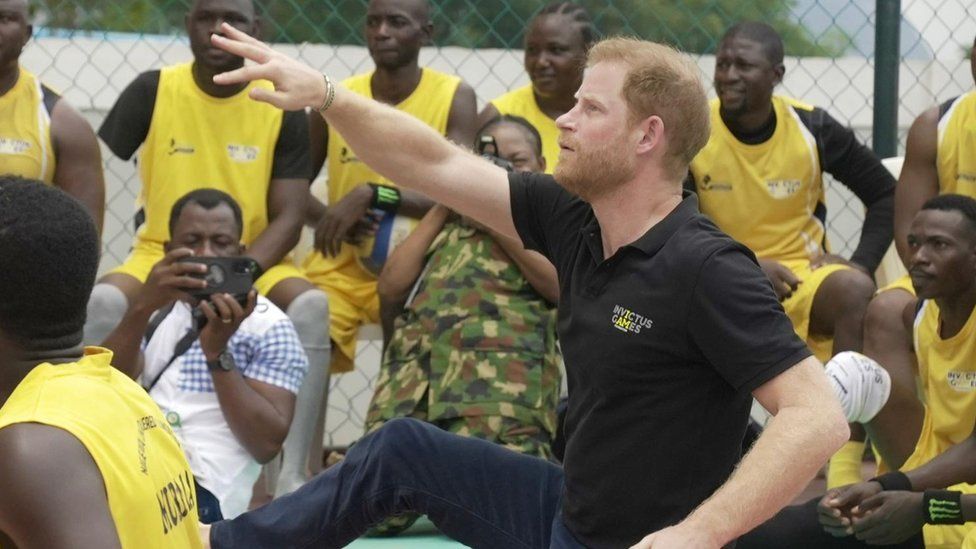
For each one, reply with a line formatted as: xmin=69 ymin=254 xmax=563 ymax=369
xmin=825 ymin=351 xmax=892 ymax=424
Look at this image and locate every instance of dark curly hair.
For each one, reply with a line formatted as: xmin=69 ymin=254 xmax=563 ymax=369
xmin=0 ymin=176 xmax=99 ymax=350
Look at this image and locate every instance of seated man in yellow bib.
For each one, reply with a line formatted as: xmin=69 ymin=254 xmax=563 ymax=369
xmin=88 ymin=0 xmax=330 ymax=497
xmin=0 ymin=0 xmax=105 ymax=233
xmin=688 ymin=22 xmax=895 ymax=487
xmin=0 ymin=176 xmax=202 ymax=548
xmin=740 ymin=194 xmax=976 ymax=549
xmin=305 ymin=0 xmax=477 ymax=375
xmin=860 ymin=35 xmax=976 ymax=464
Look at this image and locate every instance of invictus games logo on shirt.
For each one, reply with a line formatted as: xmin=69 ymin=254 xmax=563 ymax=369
xmin=958 ymin=173 xmax=976 ymax=183
xmin=946 ymin=370 xmax=976 ymax=392
xmin=0 ymin=136 xmax=31 ymax=155
xmin=765 ymin=179 xmax=802 ymax=199
xmin=611 ymin=304 xmax=653 ymax=334
xmin=227 ymin=144 xmax=259 ymax=162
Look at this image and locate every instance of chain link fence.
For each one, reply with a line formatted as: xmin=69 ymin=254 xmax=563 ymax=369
xmin=22 ymin=0 xmax=976 ymax=448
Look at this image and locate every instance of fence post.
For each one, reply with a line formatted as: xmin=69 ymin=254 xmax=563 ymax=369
xmin=873 ymin=0 xmax=901 ymax=158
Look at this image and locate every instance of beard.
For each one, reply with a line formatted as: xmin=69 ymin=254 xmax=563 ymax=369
xmin=554 ymin=138 xmax=636 ymax=202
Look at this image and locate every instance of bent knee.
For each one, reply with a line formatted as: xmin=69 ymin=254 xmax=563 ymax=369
xmin=823 ymin=269 xmax=876 ymax=311
xmin=286 ymin=289 xmax=330 ymax=346
xmin=864 ymin=289 xmax=914 ymax=337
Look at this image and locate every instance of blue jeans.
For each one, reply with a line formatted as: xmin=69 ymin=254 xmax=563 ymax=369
xmin=210 ymin=418 xmax=583 ymax=549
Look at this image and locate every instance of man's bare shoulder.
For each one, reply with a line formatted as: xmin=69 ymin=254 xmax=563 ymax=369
xmin=0 ymin=423 xmax=122 ymax=549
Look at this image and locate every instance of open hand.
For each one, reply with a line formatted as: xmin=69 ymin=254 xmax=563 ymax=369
xmin=211 ymin=23 xmax=327 ymax=111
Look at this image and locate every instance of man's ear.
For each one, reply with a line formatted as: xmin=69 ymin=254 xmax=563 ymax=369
xmin=772 ymin=63 xmax=785 ymax=87
xmin=635 ymin=115 xmax=664 ymax=156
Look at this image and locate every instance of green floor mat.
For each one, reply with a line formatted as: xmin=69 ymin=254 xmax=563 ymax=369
xmin=346 ymin=517 xmax=468 ymax=548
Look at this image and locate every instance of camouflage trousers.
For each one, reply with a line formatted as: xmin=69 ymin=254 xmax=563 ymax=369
xmin=363 ymin=413 xmax=554 ymax=536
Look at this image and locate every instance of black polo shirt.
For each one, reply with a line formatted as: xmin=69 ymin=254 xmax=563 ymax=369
xmin=509 ymin=172 xmax=811 ymax=549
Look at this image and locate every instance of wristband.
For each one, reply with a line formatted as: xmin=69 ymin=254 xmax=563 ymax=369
xmin=369 ymin=183 xmax=401 ymax=213
xmin=871 ymin=471 xmax=913 ymax=492
xmin=923 ymin=490 xmax=965 ymax=524
xmin=317 ymin=73 xmax=336 ymax=113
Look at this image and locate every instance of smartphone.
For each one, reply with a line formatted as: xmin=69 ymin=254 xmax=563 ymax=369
xmin=177 ymin=256 xmax=257 ymax=301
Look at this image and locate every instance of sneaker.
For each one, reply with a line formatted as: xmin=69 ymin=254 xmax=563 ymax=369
xmin=825 ymin=351 xmax=892 ymax=423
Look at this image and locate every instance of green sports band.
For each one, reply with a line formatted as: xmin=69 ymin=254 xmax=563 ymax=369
xmin=369 ymin=183 xmax=401 ymax=213
xmin=923 ymin=490 xmax=965 ymax=525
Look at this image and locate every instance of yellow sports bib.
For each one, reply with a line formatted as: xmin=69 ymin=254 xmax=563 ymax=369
xmin=0 ymin=348 xmax=202 ymax=548
xmin=0 ymin=66 xmax=55 ymax=183
xmin=136 ymin=62 xmax=283 ymax=245
xmin=306 ymin=67 xmax=461 ymax=281
xmin=691 ymin=96 xmax=827 ymax=263
xmin=903 ymin=300 xmax=976 ymax=548
xmin=491 ymin=84 xmax=560 ymax=174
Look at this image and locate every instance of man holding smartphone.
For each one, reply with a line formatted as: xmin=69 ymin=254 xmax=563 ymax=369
xmin=102 ymin=188 xmax=308 ymax=524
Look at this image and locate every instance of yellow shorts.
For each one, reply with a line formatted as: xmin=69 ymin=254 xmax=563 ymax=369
xmin=780 ymin=260 xmax=851 ymax=363
xmin=878 ymin=273 xmax=916 ymax=296
xmin=109 ymin=239 xmax=308 ymax=296
xmin=303 ymin=246 xmax=379 ymax=374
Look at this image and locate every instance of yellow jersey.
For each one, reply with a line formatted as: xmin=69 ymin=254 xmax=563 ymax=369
xmin=0 ymin=348 xmax=202 ymax=548
xmin=307 ymin=67 xmax=461 ymax=280
xmin=691 ymin=96 xmax=828 ymax=265
xmin=0 ymin=66 xmax=56 ymax=183
xmin=116 ymin=63 xmax=291 ymax=245
xmin=902 ymin=300 xmax=976 ymax=548
xmin=491 ymin=85 xmax=560 ymax=174
xmin=936 ymin=91 xmax=976 ymax=197
xmin=324 ymin=68 xmax=460 ymax=205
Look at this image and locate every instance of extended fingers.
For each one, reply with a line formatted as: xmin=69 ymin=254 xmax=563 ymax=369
xmin=210 ymin=31 xmax=271 ymax=64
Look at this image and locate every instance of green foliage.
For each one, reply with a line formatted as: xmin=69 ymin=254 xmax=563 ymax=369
xmin=32 ymin=0 xmax=847 ymax=57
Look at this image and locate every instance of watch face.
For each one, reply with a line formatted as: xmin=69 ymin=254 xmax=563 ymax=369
xmin=217 ymin=351 xmax=235 ymax=371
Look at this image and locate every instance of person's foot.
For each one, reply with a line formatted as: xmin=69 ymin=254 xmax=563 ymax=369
xmin=825 ymin=351 xmax=891 ymax=423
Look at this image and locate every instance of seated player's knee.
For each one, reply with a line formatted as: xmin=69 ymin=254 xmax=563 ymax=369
xmin=864 ymin=289 xmax=914 ymax=337
xmin=83 ymin=283 xmax=129 ymax=345
xmin=285 ymin=289 xmax=330 ymax=349
xmin=825 ymin=268 xmax=875 ymax=315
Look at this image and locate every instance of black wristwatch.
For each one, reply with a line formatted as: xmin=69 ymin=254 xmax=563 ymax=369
xmin=206 ymin=350 xmax=236 ymax=372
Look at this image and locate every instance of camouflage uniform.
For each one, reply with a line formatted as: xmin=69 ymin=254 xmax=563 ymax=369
xmin=364 ymin=219 xmax=561 ymax=535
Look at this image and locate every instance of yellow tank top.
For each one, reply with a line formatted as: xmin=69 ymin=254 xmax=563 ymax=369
xmin=308 ymin=68 xmax=460 ymax=279
xmin=0 ymin=348 xmax=202 ymax=548
xmin=491 ymin=85 xmax=560 ymax=174
xmin=690 ymin=96 xmax=827 ymax=265
xmin=137 ymin=62 xmax=283 ymax=245
xmin=903 ymin=300 xmax=976 ymax=548
xmin=936 ymin=91 xmax=976 ymax=197
xmin=0 ymin=66 xmax=55 ymax=183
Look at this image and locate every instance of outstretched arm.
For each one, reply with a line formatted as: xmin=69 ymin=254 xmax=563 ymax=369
xmin=210 ymin=25 xmax=517 ymax=241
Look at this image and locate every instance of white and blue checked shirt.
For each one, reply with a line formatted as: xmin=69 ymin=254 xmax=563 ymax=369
xmin=140 ymin=295 xmax=308 ymax=518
